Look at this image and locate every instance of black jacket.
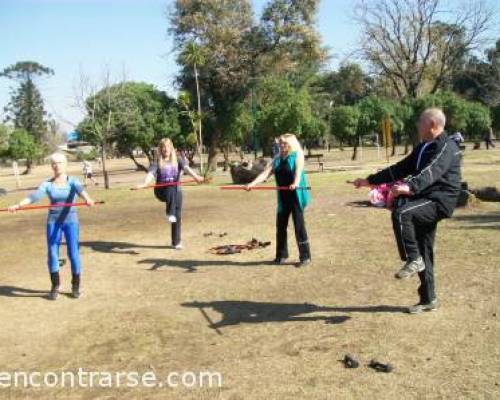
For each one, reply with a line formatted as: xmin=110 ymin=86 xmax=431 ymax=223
xmin=367 ymin=132 xmax=462 ymax=218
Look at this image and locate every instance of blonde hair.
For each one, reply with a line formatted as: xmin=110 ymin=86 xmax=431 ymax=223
xmin=279 ymin=133 xmax=304 ymax=156
xmin=157 ymin=138 xmax=177 ymax=167
xmin=49 ymin=152 xmax=67 ymax=164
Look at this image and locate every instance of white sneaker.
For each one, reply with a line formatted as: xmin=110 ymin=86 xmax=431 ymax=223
xmin=174 ymin=243 xmax=183 ymax=250
xmin=168 ymin=215 xmax=177 ymax=223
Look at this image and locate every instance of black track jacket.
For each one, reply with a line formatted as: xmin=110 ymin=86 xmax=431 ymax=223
xmin=367 ymin=132 xmax=462 ymax=217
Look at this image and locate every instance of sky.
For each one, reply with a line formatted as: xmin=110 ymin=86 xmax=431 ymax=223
xmin=0 ymin=0 xmax=498 ymax=132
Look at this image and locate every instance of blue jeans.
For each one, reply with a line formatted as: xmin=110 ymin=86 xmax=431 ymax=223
xmin=47 ymin=222 xmax=80 ymax=274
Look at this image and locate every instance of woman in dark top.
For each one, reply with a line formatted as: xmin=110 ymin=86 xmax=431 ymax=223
xmin=135 ymin=138 xmax=204 ymax=249
xmin=246 ymin=133 xmax=311 ymax=267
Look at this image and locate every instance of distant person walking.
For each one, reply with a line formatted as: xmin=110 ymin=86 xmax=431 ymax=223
xmin=82 ymin=160 xmax=98 ymax=186
xmin=484 ymin=127 xmax=496 ymax=150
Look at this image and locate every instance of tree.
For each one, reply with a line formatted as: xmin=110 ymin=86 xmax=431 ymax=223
xmin=330 ymin=105 xmax=360 ymax=154
xmin=177 ymin=90 xmax=202 ymax=165
xmin=316 ymin=63 xmax=373 ymax=106
xmin=259 ymin=0 xmax=326 ymax=83
xmin=7 ymin=129 xmax=43 ymax=171
xmin=465 ymin=101 xmax=491 ymax=139
xmin=75 ymin=68 xmax=123 ymax=189
xmin=0 ymin=124 xmax=9 ymax=156
xmin=301 ymin=116 xmax=326 ymax=155
xmin=179 ymin=41 xmax=206 ymax=172
xmin=355 ymin=0 xmax=492 ymax=101
xmin=256 ymin=77 xmax=313 ymax=155
xmin=355 ymin=96 xmax=394 ymax=160
xmin=79 ymin=81 xmax=182 ymax=175
xmin=453 ymin=39 xmax=500 ymax=106
xmin=492 ymin=105 xmax=500 ymax=134
xmin=1 ymin=61 xmax=54 ymax=172
xmin=170 ymin=0 xmax=254 ymax=171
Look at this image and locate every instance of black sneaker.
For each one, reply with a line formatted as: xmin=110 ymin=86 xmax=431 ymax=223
xmin=407 ymin=299 xmax=439 ymax=314
xmin=295 ymin=258 xmax=311 ymax=268
xmin=48 ymin=286 xmax=59 ymax=301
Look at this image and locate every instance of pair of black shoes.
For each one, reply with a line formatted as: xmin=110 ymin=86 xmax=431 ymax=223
xmin=48 ymin=273 xmax=80 ymax=300
xmin=273 ymin=257 xmax=311 ymax=268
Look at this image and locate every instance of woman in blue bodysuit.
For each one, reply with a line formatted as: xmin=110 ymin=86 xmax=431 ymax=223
xmin=8 ymin=153 xmax=95 ymax=300
xmin=135 ymin=138 xmax=204 ymax=249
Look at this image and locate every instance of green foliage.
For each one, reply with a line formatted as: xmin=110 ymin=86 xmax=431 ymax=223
xmin=260 ymin=0 xmax=325 ymax=83
xmin=0 ymin=61 xmax=54 ymax=81
xmin=1 ymin=61 xmax=53 ymax=145
xmin=0 ymin=124 xmax=10 ymax=156
xmin=256 ymin=77 xmax=313 ymax=150
xmin=78 ymin=82 xmax=181 ymax=161
xmin=75 ymin=148 xmax=98 ymax=162
xmin=330 ymin=105 xmax=360 ymax=142
xmin=465 ymin=102 xmax=492 ymax=138
xmin=492 ymin=105 xmax=500 ymax=133
xmin=7 ymin=129 xmax=43 ymax=161
xmin=453 ymin=39 xmax=500 ymax=106
xmin=219 ymin=101 xmax=252 ymax=146
xmin=356 ymin=96 xmax=393 ymax=136
xmin=316 ymin=63 xmax=373 ymax=106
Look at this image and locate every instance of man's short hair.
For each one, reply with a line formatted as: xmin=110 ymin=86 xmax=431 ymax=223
xmin=422 ymin=108 xmax=446 ymax=128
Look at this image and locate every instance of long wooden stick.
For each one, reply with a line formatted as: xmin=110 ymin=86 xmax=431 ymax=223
xmin=131 ymin=179 xmax=197 ymax=190
xmin=0 ymin=201 xmax=105 ymax=212
xmin=220 ymin=185 xmax=311 ymax=191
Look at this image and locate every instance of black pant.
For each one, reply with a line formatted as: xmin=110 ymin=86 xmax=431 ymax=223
xmin=392 ymin=198 xmax=440 ymax=303
xmin=276 ymin=194 xmax=311 ymax=261
xmin=165 ymin=188 xmax=183 ymax=246
xmin=485 ymin=139 xmax=495 ymax=149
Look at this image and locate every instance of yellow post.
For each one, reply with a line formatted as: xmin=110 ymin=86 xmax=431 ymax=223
xmin=382 ymin=115 xmax=392 ymax=163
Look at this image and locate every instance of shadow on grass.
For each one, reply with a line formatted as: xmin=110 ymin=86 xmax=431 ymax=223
xmin=182 ymin=300 xmax=407 ymax=332
xmin=80 ymin=241 xmax=170 ymax=255
xmin=138 ymin=258 xmax=274 ymax=273
xmin=345 ymin=200 xmax=374 ymax=208
xmin=452 ymin=212 xmax=500 ymax=230
xmin=0 ymin=286 xmax=50 ymax=299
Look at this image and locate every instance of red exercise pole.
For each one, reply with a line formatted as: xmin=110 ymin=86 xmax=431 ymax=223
xmin=0 ymin=201 xmax=105 ymax=212
xmin=130 ymin=179 xmax=197 ymax=190
xmin=220 ymin=185 xmax=311 ymax=191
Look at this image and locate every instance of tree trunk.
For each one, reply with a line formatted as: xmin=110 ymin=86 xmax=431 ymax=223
xmin=194 ymin=63 xmax=203 ymax=174
xmin=391 ymin=133 xmax=398 ymax=157
xmin=207 ymin=130 xmax=220 ymax=172
xmin=128 ymin=152 xmax=148 ymax=172
xmin=351 ymin=138 xmax=358 ymax=161
xmin=404 ymin=141 xmax=410 ymax=155
xmin=22 ymin=159 xmax=32 ymax=175
xmin=100 ymin=144 xmax=110 ymax=189
xmin=222 ymin=144 xmax=230 ymax=172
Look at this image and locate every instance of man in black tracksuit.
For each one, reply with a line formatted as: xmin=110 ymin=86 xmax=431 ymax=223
xmin=353 ymin=108 xmax=462 ymax=314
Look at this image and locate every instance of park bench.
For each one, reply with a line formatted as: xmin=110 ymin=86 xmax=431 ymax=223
xmin=305 ymin=153 xmax=324 ymax=172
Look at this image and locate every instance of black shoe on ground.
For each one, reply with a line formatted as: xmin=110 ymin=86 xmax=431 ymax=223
xmin=48 ymin=285 xmax=59 ymax=301
xmin=71 ymin=285 xmax=80 ymax=299
xmin=273 ymin=257 xmax=288 ymax=265
xmin=71 ymin=275 xmax=80 ymax=299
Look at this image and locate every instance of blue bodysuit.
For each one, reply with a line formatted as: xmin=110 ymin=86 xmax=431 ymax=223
xmin=28 ymin=177 xmax=84 ymax=274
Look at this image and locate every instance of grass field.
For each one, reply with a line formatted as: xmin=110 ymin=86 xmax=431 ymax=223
xmin=0 ymin=147 xmax=499 ymax=399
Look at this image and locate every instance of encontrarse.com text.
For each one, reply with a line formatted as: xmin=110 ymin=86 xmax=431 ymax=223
xmin=0 ymin=369 xmax=223 ymax=389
